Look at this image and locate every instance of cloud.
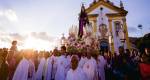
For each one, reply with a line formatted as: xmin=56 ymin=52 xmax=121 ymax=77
xmin=0 ymin=32 xmax=56 ymax=43
xmin=9 ymin=33 xmax=27 ymax=41
xmin=0 ymin=9 xmax=18 ymax=22
xmin=0 ymin=31 xmax=57 ymax=49
xmin=0 ymin=32 xmax=23 ymax=46
xmin=127 ymin=26 xmax=143 ymax=37
xmin=0 ymin=37 xmax=11 ymax=43
xmin=0 ymin=32 xmax=26 ymax=42
xmin=0 ymin=11 xmax=4 ymax=16
xmin=30 ymin=32 xmax=55 ymax=42
xmin=128 ymin=27 xmax=138 ymax=32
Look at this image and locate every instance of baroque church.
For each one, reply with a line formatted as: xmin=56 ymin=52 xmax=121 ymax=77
xmin=84 ymin=0 xmax=130 ymax=53
xmin=67 ymin=0 xmax=130 ymax=53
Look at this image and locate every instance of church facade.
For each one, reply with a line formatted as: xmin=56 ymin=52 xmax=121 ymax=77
xmin=85 ymin=0 xmax=130 ymax=53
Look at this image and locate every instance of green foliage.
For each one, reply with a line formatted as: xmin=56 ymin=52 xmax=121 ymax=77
xmin=135 ymin=33 xmax=150 ymax=53
xmin=67 ymin=46 xmax=78 ymax=55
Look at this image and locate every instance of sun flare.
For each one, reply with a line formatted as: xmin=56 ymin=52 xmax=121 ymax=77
xmin=22 ymin=36 xmax=54 ymax=51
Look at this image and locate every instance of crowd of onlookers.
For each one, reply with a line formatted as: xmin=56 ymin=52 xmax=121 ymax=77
xmin=0 ymin=40 xmax=149 ymax=80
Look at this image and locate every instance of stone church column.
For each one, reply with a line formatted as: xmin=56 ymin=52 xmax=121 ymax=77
xmin=93 ymin=19 xmax=97 ymax=33
xmin=108 ymin=19 xmax=115 ymax=54
xmin=122 ymin=18 xmax=130 ymax=49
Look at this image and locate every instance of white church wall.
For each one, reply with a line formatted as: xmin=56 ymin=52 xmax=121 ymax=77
xmin=112 ymin=21 xmax=119 ymax=54
xmin=88 ymin=5 xmax=117 ymax=15
xmin=88 ymin=6 xmax=119 ymax=35
xmin=112 ymin=19 xmax=127 ymax=54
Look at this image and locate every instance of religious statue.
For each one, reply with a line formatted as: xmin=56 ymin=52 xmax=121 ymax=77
xmin=78 ymin=4 xmax=89 ymax=38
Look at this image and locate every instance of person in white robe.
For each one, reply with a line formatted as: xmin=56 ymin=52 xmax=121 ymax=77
xmin=78 ymin=50 xmax=87 ymax=68
xmin=49 ymin=49 xmax=59 ymax=80
xmin=12 ymin=58 xmax=29 ymax=80
xmin=36 ymin=53 xmax=46 ymax=80
xmin=12 ymin=50 xmax=34 ymax=80
xmin=50 ymin=54 xmax=58 ymax=80
xmin=79 ymin=56 xmax=87 ymax=68
xmin=44 ymin=56 xmax=52 ymax=80
xmin=55 ymin=55 xmax=68 ymax=80
xmin=28 ymin=59 xmax=36 ymax=80
xmin=66 ymin=55 xmax=87 ymax=80
xmin=55 ymin=46 xmax=69 ymax=80
xmin=83 ymin=48 xmax=98 ymax=80
xmin=97 ymin=54 xmax=107 ymax=80
xmin=66 ymin=54 xmax=71 ymax=74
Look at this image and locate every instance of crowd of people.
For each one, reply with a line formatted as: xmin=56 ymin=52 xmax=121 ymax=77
xmin=0 ymin=39 xmax=150 ymax=80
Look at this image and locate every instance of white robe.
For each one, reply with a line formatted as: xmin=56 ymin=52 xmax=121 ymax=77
xmin=67 ymin=55 xmax=71 ymax=62
xmin=78 ymin=57 xmax=87 ymax=68
xmin=12 ymin=58 xmax=29 ymax=80
xmin=66 ymin=55 xmax=71 ymax=73
xmin=97 ymin=55 xmax=107 ymax=80
xmin=44 ymin=57 xmax=52 ymax=80
xmin=83 ymin=57 xmax=98 ymax=80
xmin=36 ymin=57 xmax=46 ymax=80
xmin=55 ymin=55 xmax=69 ymax=80
xmin=28 ymin=59 xmax=36 ymax=80
xmin=50 ymin=55 xmax=58 ymax=79
xmin=66 ymin=67 xmax=88 ymax=80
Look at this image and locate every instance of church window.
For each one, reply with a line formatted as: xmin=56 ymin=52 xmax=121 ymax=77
xmin=114 ymin=21 xmax=122 ymax=36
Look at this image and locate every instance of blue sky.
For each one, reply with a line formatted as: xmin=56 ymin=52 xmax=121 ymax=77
xmin=0 ymin=0 xmax=150 ymax=49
